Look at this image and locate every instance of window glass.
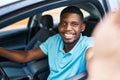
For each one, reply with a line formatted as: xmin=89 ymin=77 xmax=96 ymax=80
xmin=80 ymin=9 xmax=90 ymax=18
xmin=0 ymin=18 xmax=29 ymax=32
xmin=42 ymin=6 xmax=90 ymax=25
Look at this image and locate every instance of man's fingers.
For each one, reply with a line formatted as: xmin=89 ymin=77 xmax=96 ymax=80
xmin=92 ymin=10 xmax=120 ymax=56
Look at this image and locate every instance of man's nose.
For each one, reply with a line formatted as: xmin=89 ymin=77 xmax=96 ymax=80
xmin=65 ymin=24 xmax=72 ymax=30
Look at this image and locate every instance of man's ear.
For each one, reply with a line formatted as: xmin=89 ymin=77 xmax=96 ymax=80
xmin=81 ymin=23 xmax=86 ymax=32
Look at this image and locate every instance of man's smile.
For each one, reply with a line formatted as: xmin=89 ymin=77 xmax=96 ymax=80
xmin=64 ymin=33 xmax=74 ymax=39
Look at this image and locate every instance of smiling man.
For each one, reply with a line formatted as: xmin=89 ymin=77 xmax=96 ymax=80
xmin=0 ymin=6 xmax=94 ymax=80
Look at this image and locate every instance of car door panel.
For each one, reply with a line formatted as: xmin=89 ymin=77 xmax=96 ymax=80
xmin=0 ymin=29 xmax=28 ymax=50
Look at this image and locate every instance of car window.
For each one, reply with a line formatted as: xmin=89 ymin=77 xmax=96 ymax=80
xmin=42 ymin=6 xmax=90 ymax=28
xmin=0 ymin=18 xmax=29 ymax=33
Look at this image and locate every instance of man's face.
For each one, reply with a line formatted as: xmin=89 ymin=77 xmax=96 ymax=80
xmin=58 ymin=13 xmax=85 ymax=44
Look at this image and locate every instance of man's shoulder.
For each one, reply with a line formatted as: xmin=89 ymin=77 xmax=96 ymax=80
xmin=46 ymin=33 xmax=62 ymax=43
xmin=82 ymin=36 xmax=94 ymax=41
xmin=82 ymin=36 xmax=94 ymax=49
xmin=49 ymin=33 xmax=61 ymax=39
xmin=81 ymin=36 xmax=94 ymax=46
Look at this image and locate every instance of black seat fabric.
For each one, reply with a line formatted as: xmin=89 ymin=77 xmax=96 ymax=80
xmin=40 ymin=14 xmax=53 ymax=29
xmin=82 ymin=18 xmax=99 ymax=36
xmin=0 ymin=14 xmax=55 ymax=80
xmin=26 ymin=14 xmax=56 ymax=50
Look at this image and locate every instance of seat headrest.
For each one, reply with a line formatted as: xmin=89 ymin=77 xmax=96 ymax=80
xmin=40 ymin=14 xmax=53 ymax=29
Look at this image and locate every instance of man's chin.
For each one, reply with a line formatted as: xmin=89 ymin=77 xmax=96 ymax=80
xmin=64 ymin=40 xmax=74 ymax=44
xmin=63 ymin=38 xmax=79 ymax=45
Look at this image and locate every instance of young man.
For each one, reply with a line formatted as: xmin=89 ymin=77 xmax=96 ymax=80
xmin=87 ymin=10 xmax=120 ymax=80
xmin=0 ymin=6 xmax=94 ymax=80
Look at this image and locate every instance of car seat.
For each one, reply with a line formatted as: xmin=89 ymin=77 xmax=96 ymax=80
xmin=0 ymin=14 xmax=56 ymax=80
xmin=26 ymin=14 xmax=56 ymax=50
xmin=82 ymin=17 xmax=99 ymax=36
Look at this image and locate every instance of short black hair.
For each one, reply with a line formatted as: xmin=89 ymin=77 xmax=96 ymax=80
xmin=60 ymin=6 xmax=84 ymax=21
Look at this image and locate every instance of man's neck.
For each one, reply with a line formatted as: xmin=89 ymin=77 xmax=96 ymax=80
xmin=63 ymin=36 xmax=80 ymax=53
xmin=64 ymin=41 xmax=77 ymax=53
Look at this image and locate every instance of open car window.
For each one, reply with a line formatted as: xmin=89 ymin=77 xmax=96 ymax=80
xmin=42 ymin=6 xmax=90 ymax=28
xmin=0 ymin=18 xmax=29 ymax=33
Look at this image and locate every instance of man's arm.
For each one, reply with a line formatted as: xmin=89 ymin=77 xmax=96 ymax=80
xmin=86 ymin=48 xmax=93 ymax=62
xmin=87 ymin=10 xmax=120 ymax=80
xmin=85 ymin=47 xmax=94 ymax=78
xmin=0 ymin=47 xmax=46 ymax=63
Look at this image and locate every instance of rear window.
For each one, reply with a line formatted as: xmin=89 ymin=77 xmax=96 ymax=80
xmin=42 ymin=6 xmax=90 ymax=26
xmin=0 ymin=18 xmax=29 ymax=33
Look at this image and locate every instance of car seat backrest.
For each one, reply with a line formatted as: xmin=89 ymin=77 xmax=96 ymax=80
xmin=40 ymin=14 xmax=53 ymax=29
xmin=82 ymin=18 xmax=99 ymax=37
xmin=25 ymin=14 xmax=56 ymax=50
xmin=24 ymin=14 xmax=56 ymax=79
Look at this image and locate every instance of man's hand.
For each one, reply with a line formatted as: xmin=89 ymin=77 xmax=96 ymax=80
xmin=87 ymin=10 xmax=120 ymax=80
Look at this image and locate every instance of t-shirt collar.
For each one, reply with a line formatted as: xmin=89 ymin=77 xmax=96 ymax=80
xmin=59 ymin=34 xmax=83 ymax=55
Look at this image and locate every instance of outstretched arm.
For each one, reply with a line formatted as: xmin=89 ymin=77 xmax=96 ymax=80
xmin=0 ymin=47 xmax=46 ymax=63
xmin=87 ymin=10 xmax=120 ymax=80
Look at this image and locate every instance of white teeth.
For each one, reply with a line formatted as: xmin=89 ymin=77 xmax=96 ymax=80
xmin=65 ymin=34 xmax=72 ymax=36
xmin=64 ymin=33 xmax=73 ymax=38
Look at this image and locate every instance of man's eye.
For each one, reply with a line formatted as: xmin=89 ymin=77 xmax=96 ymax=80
xmin=72 ymin=23 xmax=79 ymax=27
xmin=60 ymin=22 xmax=66 ymax=26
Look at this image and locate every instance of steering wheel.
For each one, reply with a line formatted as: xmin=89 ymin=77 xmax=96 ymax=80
xmin=0 ymin=66 xmax=9 ymax=80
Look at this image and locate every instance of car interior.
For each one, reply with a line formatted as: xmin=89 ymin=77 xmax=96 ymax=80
xmin=0 ymin=14 xmax=56 ymax=80
xmin=0 ymin=1 xmax=104 ymax=80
